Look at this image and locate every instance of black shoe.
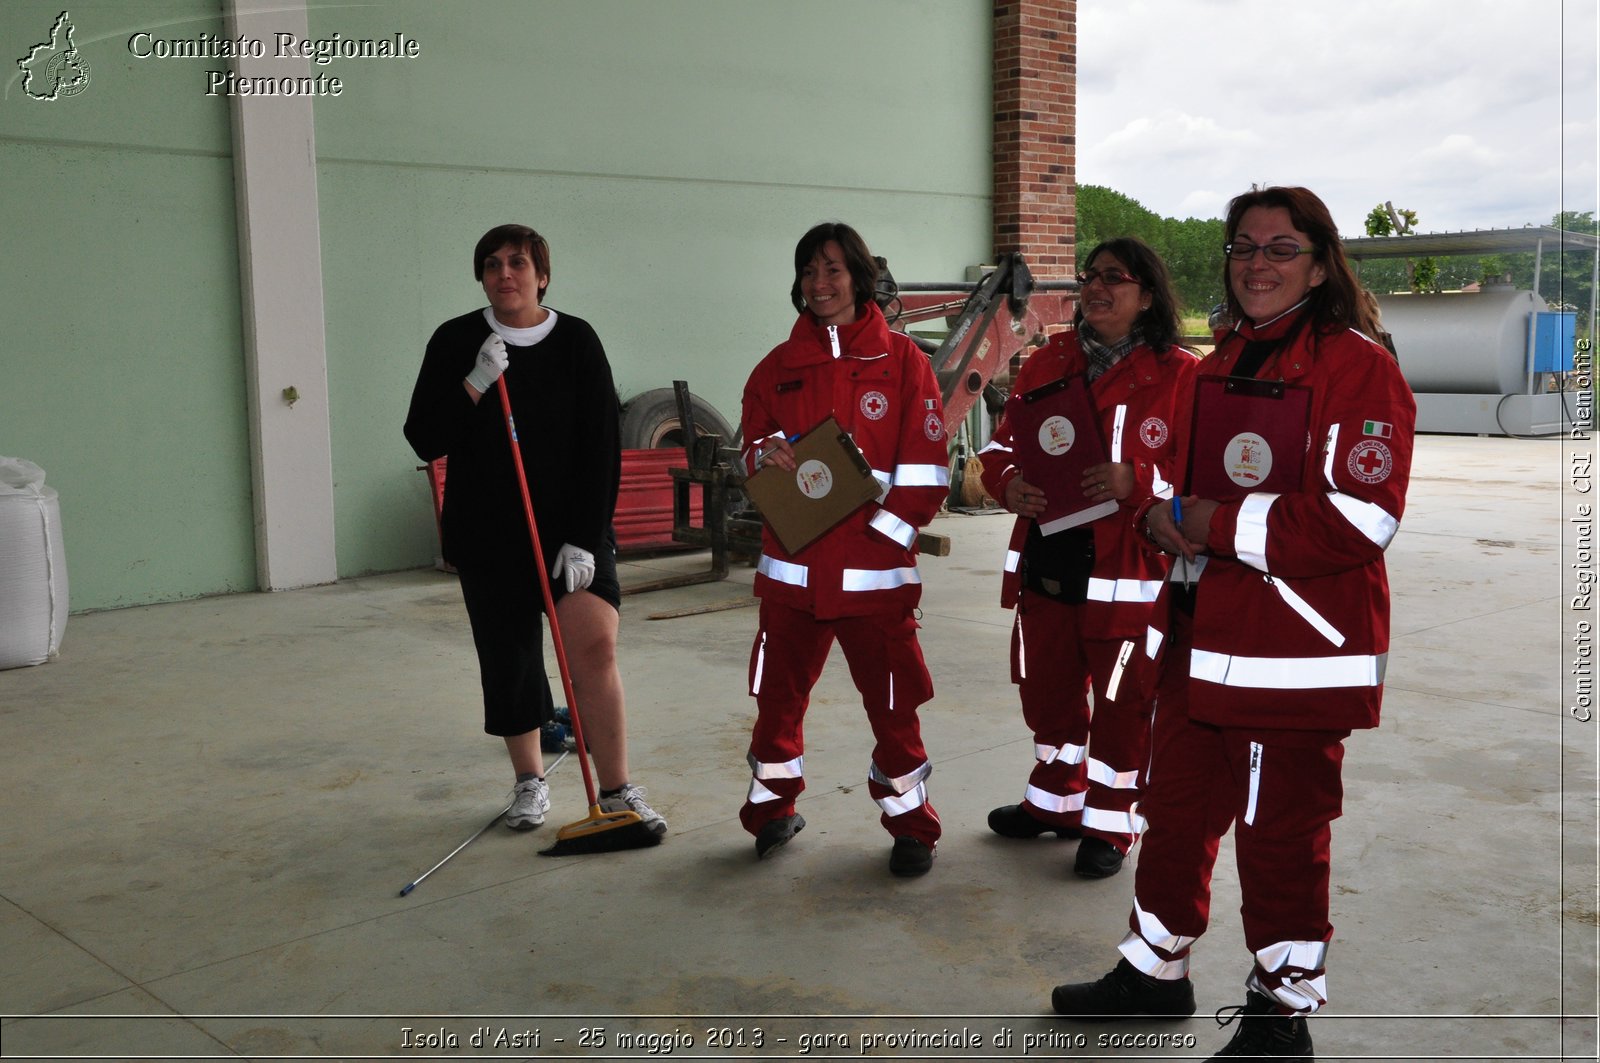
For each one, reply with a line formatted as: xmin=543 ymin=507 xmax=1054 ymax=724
xmin=988 ymin=803 xmax=1082 ymax=839
xmin=1074 ymin=836 xmax=1126 ymax=878
xmin=755 ymin=814 xmax=804 ymax=859
xmin=1207 ymin=991 xmax=1314 ymax=1059
xmin=1052 ymin=958 xmax=1196 ymax=1019
xmin=889 ymin=836 xmax=934 ymax=876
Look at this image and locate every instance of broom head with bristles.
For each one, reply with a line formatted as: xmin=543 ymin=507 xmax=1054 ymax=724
xmin=537 ymin=803 xmax=662 ymax=856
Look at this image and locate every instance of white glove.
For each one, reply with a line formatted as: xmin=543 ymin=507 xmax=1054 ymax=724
xmin=551 ymin=543 xmax=596 ymax=593
xmin=465 ymin=334 xmax=509 ymax=394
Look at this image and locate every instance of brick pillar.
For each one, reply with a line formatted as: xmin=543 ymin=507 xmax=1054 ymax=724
xmin=993 ymin=0 xmax=1076 ymax=280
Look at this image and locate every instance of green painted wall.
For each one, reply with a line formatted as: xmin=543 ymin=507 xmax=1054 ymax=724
xmin=1 ymin=1 xmax=256 ymax=611
xmin=2 ymin=0 xmax=992 ymax=608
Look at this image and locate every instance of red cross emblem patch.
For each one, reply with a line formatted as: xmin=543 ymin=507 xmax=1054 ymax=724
xmin=1140 ymin=416 xmax=1168 ymax=448
xmin=1347 ymin=440 xmax=1393 ymax=484
xmin=860 ymin=391 xmax=889 ymax=420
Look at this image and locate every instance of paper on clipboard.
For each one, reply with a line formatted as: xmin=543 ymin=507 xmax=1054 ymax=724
xmin=1008 ymin=374 xmax=1118 ymax=536
xmin=744 ymin=415 xmax=883 ymax=554
xmin=1186 ymin=376 xmax=1311 ymax=501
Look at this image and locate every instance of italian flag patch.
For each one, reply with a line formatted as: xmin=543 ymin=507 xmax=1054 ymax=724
xmin=1362 ymin=420 xmax=1392 ymax=438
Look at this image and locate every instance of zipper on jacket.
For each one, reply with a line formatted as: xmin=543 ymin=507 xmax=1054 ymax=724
xmin=828 ymin=325 xmax=841 ymax=359
xmin=1111 ymin=404 xmax=1127 ymax=463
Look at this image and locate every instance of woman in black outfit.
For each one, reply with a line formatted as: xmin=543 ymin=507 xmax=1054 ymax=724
xmin=405 ymin=224 xmax=666 ymax=837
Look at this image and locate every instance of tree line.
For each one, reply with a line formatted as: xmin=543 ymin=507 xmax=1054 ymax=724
xmin=1076 ymin=185 xmax=1596 ymax=334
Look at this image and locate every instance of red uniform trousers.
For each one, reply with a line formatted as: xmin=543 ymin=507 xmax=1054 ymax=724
xmin=1120 ymin=610 xmax=1346 ymax=1014
xmin=1011 ymin=590 xmax=1150 ymax=854
xmin=741 ymin=600 xmax=941 ymax=847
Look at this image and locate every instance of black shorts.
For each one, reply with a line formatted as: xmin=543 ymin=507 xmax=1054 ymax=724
xmin=456 ymin=529 xmax=620 ymax=737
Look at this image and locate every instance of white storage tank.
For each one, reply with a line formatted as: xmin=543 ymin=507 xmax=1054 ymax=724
xmin=0 ymin=456 xmax=69 ymax=668
xmin=1377 ymin=287 xmax=1545 ymax=395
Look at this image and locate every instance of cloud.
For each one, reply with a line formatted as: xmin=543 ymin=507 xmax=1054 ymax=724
xmin=1077 ymin=0 xmax=1597 ymax=233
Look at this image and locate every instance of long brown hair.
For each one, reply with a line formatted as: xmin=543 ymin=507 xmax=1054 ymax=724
xmin=1072 ymin=237 xmax=1183 ymax=351
xmin=1222 ymin=186 xmax=1379 ymax=337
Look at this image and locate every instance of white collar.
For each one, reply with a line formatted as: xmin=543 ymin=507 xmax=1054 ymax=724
xmin=484 ymin=307 xmax=558 ymax=346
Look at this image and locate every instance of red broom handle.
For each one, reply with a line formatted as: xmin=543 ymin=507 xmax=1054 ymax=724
xmin=496 ymin=376 xmax=600 ymax=808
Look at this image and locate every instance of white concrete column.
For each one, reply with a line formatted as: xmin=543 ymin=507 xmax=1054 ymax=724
xmin=225 ymin=0 xmax=337 ymax=591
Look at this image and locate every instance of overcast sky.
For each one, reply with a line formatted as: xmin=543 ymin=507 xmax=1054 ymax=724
xmin=1076 ymin=0 xmax=1598 ymax=237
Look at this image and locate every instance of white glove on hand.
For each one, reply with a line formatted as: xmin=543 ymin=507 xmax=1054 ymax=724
xmin=465 ymin=334 xmax=509 ymax=394
xmin=551 ymin=543 xmax=596 ymax=593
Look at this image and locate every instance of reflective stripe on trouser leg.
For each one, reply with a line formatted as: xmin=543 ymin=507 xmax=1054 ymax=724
xmin=1233 ymin=725 xmax=1345 ymax=1014
xmin=739 ymin=601 xmax=833 ymax=836
xmin=835 ymin=609 xmax=941 ymax=846
xmin=1125 ymin=614 xmax=1232 ymax=959
xmin=1080 ymin=637 xmax=1154 ymax=852
xmin=1117 ymin=895 xmax=1198 ymax=981
xmin=1012 ymin=591 xmax=1092 ymax=828
xmin=1247 ymin=940 xmax=1330 ymax=1015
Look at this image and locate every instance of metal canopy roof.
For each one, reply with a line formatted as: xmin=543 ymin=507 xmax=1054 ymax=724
xmin=1342 ymin=225 xmax=1600 ymax=259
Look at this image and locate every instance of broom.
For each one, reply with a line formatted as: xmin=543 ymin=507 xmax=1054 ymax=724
xmin=495 ymin=375 xmax=661 ymax=855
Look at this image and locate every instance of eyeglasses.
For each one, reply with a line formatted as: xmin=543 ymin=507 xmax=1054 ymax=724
xmin=1076 ymin=268 xmax=1142 ymax=288
xmin=1225 ymin=242 xmax=1312 ymax=262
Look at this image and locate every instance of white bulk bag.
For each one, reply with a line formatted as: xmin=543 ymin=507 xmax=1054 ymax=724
xmin=0 ymin=456 xmax=69 ymax=669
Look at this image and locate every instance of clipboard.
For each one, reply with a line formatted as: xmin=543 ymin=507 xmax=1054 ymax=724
xmin=1008 ymin=374 xmax=1118 ymax=536
xmin=744 ymin=415 xmax=883 ymax=554
xmin=1186 ymin=376 xmax=1311 ymax=501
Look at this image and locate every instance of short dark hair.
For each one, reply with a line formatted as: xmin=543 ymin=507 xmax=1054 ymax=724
xmin=473 ymin=224 xmax=551 ymax=299
xmin=1072 ymin=237 xmax=1183 ymax=351
xmin=1222 ymin=186 xmax=1371 ymax=334
xmin=790 ymin=222 xmax=880 ymax=315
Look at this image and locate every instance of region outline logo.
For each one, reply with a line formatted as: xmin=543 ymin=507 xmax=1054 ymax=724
xmin=18 ymin=11 xmax=91 ymax=101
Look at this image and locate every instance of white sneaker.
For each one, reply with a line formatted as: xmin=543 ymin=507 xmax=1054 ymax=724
xmin=600 ymin=783 xmax=668 ymax=837
xmin=505 ymin=777 xmax=549 ymax=830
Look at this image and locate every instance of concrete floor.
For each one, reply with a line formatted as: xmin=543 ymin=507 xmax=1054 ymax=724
xmin=0 ymin=435 xmax=1593 ymax=1062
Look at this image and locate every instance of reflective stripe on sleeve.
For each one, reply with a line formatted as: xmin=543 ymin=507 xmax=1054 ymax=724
xmin=757 ymin=555 xmax=808 ymax=587
xmin=1191 ymin=649 xmax=1386 ymax=689
xmin=893 ymin=463 xmax=951 ymax=487
xmin=841 ymin=566 xmax=921 ymax=592
xmin=1329 ymin=492 xmax=1400 ymax=548
xmin=869 ymin=508 xmax=917 ymax=548
xmin=1234 ymin=492 xmax=1277 ymax=570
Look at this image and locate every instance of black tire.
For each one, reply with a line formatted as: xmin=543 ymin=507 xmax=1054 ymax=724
xmin=619 ymin=388 xmax=738 ymax=450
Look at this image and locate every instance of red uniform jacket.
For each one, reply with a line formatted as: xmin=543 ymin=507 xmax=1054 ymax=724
xmin=980 ymin=332 xmax=1198 ymax=639
xmin=1139 ymin=307 xmax=1416 ymax=731
xmin=741 ymin=302 xmax=949 ymax=620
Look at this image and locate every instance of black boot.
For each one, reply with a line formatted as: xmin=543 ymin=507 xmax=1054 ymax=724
xmin=755 ymin=814 xmax=804 ymax=859
xmin=1051 ymin=958 xmax=1195 ymax=1019
xmin=1207 ymin=991 xmax=1314 ymax=1060
xmin=988 ymin=803 xmax=1081 ymax=839
xmin=1073 ymin=836 xmax=1126 ymax=878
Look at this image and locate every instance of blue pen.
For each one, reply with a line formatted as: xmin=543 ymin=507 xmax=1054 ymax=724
xmin=1171 ymin=496 xmax=1191 ymax=590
